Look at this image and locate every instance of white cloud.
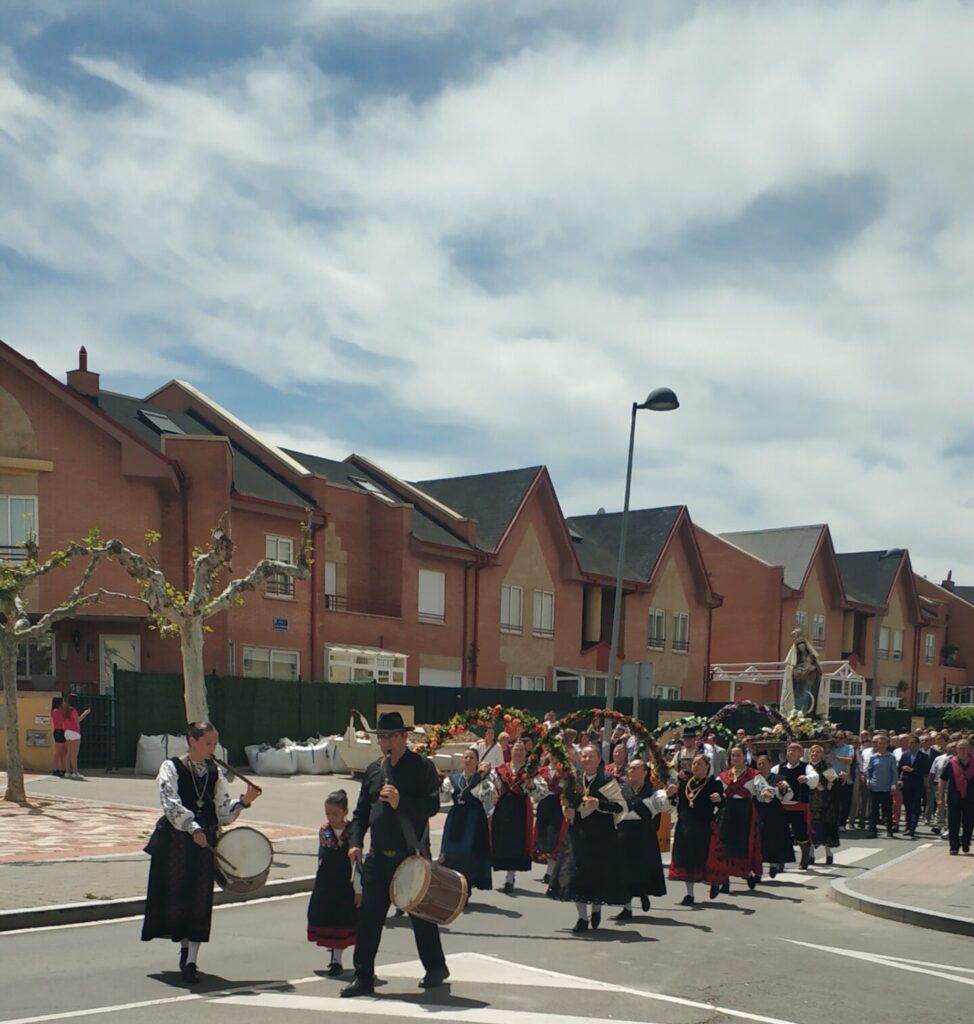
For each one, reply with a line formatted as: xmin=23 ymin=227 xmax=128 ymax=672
xmin=2 ymin=1 xmax=974 ymax=578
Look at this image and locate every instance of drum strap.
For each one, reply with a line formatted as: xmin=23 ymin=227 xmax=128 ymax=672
xmin=381 ymin=756 xmax=430 ymax=856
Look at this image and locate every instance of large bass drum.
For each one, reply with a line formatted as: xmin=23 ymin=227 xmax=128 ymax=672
xmin=390 ymin=856 xmax=467 ymax=925
xmin=214 ymin=826 xmax=273 ymax=894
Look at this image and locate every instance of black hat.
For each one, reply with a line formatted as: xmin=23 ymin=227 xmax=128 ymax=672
xmin=374 ymin=711 xmax=409 ymax=735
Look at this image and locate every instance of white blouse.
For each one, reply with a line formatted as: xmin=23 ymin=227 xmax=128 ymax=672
xmin=157 ymin=758 xmax=246 ymax=834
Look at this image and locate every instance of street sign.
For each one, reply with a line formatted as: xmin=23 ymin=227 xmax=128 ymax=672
xmin=272 ymin=617 xmax=288 ymax=632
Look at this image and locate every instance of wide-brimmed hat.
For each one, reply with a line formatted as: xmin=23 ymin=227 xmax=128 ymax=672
xmin=373 ymin=711 xmax=409 ymax=735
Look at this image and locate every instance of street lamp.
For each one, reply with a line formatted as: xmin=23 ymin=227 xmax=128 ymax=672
xmin=603 ymin=388 xmax=680 ymax=748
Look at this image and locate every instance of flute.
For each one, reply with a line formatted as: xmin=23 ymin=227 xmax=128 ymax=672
xmin=210 ymin=755 xmax=263 ymax=797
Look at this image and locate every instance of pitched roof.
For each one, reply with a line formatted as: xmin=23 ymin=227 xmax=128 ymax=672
xmin=98 ymin=393 xmax=315 ymax=508
xmin=953 ymin=585 xmax=974 ymax=607
xmin=720 ymin=524 xmax=825 ymax=591
xmin=568 ymin=507 xmax=683 ymax=582
xmin=835 ymin=550 xmax=904 ymax=607
xmin=284 ymin=448 xmax=473 ymax=552
xmin=415 ymin=466 xmax=541 ymax=552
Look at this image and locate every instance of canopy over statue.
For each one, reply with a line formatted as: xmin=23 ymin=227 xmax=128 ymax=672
xmin=780 ymin=630 xmax=827 ymax=717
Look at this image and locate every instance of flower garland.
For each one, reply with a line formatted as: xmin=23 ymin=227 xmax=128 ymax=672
xmin=547 ymin=708 xmax=671 ymax=788
xmin=412 ymin=705 xmax=576 ymax=804
xmin=759 ymin=708 xmax=838 ymax=741
xmin=650 ymin=715 xmax=735 ymax=749
xmin=412 ymin=705 xmax=540 ymax=758
xmin=711 ymin=699 xmax=788 ymax=728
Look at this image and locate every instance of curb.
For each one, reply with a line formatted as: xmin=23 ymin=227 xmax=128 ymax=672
xmin=829 ymin=846 xmax=974 ymax=937
xmin=0 ymin=874 xmax=316 ymax=933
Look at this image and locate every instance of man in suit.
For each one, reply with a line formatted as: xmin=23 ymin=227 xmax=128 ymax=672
xmin=897 ymin=733 xmax=930 ymax=838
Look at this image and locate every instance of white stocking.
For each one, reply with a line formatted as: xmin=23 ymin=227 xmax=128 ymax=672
xmin=685 ymin=882 xmax=695 ymax=898
xmin=186 ymin=941 xmax=201 ymax=965
xmin=574 ymin=901 xmax=588 ymax=919
xmin=330 ymin=948 xmax=343 ymax=965
xmin=505 ymin=870 xmax=516 ymax=885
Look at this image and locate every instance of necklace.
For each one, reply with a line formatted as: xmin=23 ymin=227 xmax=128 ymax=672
xmin=685 ymin=775 xmax=709 ymax=808
xmin=187 ymin=758 xmax=208 ymax=809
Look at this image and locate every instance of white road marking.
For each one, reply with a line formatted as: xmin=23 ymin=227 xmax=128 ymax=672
xmin=0 ymin=977 xmax=320 ymax=1024
xmin=218 ymin=994 xmax=668 ymax=1024
xmin=829 ymin=846 xmax=883 ymax=865
xmin=786 ymin=941 xmax=974 ymax=988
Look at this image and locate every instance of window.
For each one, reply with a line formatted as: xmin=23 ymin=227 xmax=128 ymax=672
xmin=324 ymin=560 xmax=338 ymax=609
xmin=0 ymin=496 xmax=37 ymax=562
xmin=326 ymin=645 xmax=407 ymax=684
xmin=647 ymin=608 xmax=666 ymax=650
xmin=532 ymin=590 xmax=555 ymax=638
xmin=582 ymin=675 xmax=607 ymax=697
xmin=672 ymin=612 xmax=689 ymax=653
xmin=138 ymin=409 xmax=184 ymax=434
xmin=242 ymin=646 xmax=299 ymax=681
xmin=654 ymin=686 xmax=681 ymax=700
xmin=812 ymin=614 xmax=825 ymax=644
xmin=16 ymin=635 xmax=53 ymax=681
xmin=418 ymin=570 xmax=446 ymax=624
xmin=878 ymin=626 xmax=890 ymax=659
xmin=500 ymin=584 xmax=523 ymax=634
xmin=892 ymin=629 xmax=904 ymax=662
xmin=349 ymin=476 xmax=396 ymax=503
xmin=265 ymin=536 xmax=295 ymax=598
xmin=795 ymin=610 xmax=808 ymax=630
xmin=946 ymin=686 xmax=974 ymax=705
xmin=917 ymin=690 xmax=930 ymax=706
xmin=507 ymin=674 xmax=546 ymax=691
xmin=880 ymin=685 xmax=898 ymax=707
xmin=924 ymin=633 xmax=936 ymax=665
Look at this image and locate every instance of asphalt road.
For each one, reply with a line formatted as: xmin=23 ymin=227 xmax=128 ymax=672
xmin=2 ymin=847 xmax=972 ymax=1024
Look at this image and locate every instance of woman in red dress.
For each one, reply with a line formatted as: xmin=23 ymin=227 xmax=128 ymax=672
xmin=718 ymin=746 xmax=773 ymax=892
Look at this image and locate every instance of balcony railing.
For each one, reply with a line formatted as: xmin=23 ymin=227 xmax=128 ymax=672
xmin=0 ymin=544 xmax=27 ymax=563
xmin=325 ymin=594 xmax=401 ymax=618
xmin=418 ymin=611 xmax=446 ymax=625
xmin=672 ymin=639 xmax=689 ymax=653
xmin=647 ymin=637 xmax=665 ymax=651
xmin=266 ymin=575 xmax=295 ymax=598
xmin=532 ymin=626 xmax=555 ymax=639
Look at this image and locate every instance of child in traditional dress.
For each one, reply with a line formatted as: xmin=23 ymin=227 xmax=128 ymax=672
xmin=307 ymin=789 xmax=361 ymax=976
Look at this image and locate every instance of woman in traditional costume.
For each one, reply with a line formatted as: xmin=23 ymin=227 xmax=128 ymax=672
xmin=547 ymin=743 xmax=628 ymax=933
xmin=614 ymin=758 xmax=668 ymax=919
xmin=489 ymin=740 xmax=535 ymax=893
xmin=533 ymin=753 xmax=568 ymax=883
xmin=754 ymin=753 xmax=796 ymax=877
xmin=141 ymin=722 xmax=260 ymax=983
xmin=807 ymin=742 xmax=843 ymax=866
xmin=439 ymin=748 xmax=495 ymax=895
xmin=667 ymin=753 xmax=727 ymax=905
xmin=717 ymin=746 xmax=773 ymax=891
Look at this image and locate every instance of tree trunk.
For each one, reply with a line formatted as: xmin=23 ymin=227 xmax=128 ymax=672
xmin=1 ymin=640 xmax=27 ymax=805
xmin=179 ymin=618 xmax=210 ymax=722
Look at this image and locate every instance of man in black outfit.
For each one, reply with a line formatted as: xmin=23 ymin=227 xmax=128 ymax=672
xmin=342 ymin=712 xmax=448 ymax=998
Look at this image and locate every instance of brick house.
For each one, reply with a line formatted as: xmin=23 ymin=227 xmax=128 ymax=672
xmin=914 ymin=573 xmax=974 ymax=705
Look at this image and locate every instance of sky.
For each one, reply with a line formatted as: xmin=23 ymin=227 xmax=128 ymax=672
xmin=2 ymin=1 xmax=973 ymax=582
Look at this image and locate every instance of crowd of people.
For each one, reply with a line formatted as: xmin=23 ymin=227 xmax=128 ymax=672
xmin=139 ymin=712 xmax=974 ymax=994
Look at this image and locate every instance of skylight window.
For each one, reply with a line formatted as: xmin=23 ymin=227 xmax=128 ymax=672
xmin=139 ymin=409 xmax=185 ymax=435
xmin=349 ymin=477 xmax=395 ymax=503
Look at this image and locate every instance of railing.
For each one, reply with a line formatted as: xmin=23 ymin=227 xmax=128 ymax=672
xmin=672 ymin=639 xmax=689 ymax=653
xmin=325 ymin=594 xmax=401 ymax=618
xmin=418 ymin=611 xmax=447 ymax=625
xmin=266 ymin=575 xmax=294 ymax=597
xmin=647 ymin=637 xmax=665 ymax=651
xmin=532 ymin=626 xmax=555 ymax=639
xmin=0 ymin=544 xmax=27 ymax=563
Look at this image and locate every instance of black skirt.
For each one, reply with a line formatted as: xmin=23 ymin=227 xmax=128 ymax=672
xmin=141 ymin=821 xmax=215 ymax=943
xmin=307 ymin=846 xmax=357 ymax=948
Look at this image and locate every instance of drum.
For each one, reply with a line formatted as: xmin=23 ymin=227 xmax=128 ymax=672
xmin=390 ymin=855 xmax=467 ymax=925
xmin=214 ymin=826 xmax=273 ymax=894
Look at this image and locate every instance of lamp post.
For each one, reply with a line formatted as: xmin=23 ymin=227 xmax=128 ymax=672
xmin=603 ymin=388 xmax=679 ymax=749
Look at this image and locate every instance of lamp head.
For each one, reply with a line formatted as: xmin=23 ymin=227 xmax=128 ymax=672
xmin=639 ymin=387 xmax=679 ymax=412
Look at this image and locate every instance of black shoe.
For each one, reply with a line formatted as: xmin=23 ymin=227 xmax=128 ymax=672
xmin=611 ymin=908 xmax=632 ymax=922
xmin=181 ymin=963 xmax=199 ymax=984
xmin=769 ymin=864 xmax=778 ymax=879
xmin=179 ymin=946 xmax=188 ymax=970
xmin=720 ymin=880 xmax=730 ymax=894
xmin=571 ymin=918 xmax=588 ymax=934
xmin=501 ymin=882 xmax=514 ymax=895
xmin=394 ymin=908 xmax=406 ymax=917
xmin=341 ymin=975 xmax=375 ymax=998
xmin=799 ymin=845 xmax=811 ymax=869
xmin=680 ymin=894 xmax=695 ymax=906
xmin=590 ymin=911 xmax=601 ymax=930
xmin=950 ymin=848 xmax=959 ymax=855
xmin=542 ymin=874 xmax=550 ymax=885
xmin=327 ymin=962 xmax=344 ymax=977
xmin=747 ymin=875 xmax=757 ymax=890
xmin=420 ymin=966 xmax=450 ymax=989
xmin=964 ymin=847 xmax=971 ymax=855
xmin=826 ymin=852 xmax=834 ymax=865
xmin=709 ymin=883 xmax=720 ymax=900
xmin=640 ymin=895 xmax=650 ymax=912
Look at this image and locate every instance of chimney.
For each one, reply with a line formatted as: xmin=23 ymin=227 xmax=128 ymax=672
xmin=66 ymin=346 xmax=100 ymax=399
xmin=942 ymin=570 xmax=955 ymax=591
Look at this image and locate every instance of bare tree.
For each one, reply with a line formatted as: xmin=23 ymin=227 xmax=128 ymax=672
xmin=1 ymin=539 xmax=105 ymax=805
xmin=104 ymin=514 xmax=313 ymax=722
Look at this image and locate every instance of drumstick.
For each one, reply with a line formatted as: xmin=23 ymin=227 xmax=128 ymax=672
xmin=206 ymin=844 xmax=239 ymax=872
xmin=211 ymin=755 xmax=263 ymax=797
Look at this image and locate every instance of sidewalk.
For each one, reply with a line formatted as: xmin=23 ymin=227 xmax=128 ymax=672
xmin=831 ymin=840 xmax=974 ymax=936
xmin=0 ymin=768 xmax=451 ymax=932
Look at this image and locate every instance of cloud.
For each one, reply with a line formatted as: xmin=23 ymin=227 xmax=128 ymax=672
xmin=1 ymin=1 xmax=973 ymax=582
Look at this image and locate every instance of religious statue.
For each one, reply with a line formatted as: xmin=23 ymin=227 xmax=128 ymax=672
xmin=780 ymin=630 xmax=825 ymax=717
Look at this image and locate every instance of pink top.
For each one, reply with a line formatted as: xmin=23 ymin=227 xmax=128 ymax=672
xmin=62 ymin=708 xmax=81 ymax=733
xmin=51 ymin=708 xmax=64 ymax=730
